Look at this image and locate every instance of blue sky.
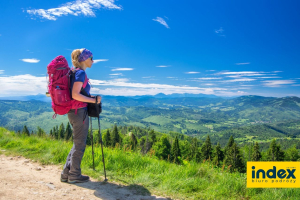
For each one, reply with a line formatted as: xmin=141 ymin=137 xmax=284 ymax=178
xmin=1 ymin=0 xmax=300 ymax=97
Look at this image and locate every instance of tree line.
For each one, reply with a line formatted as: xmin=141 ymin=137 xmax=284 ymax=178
xmin=17 ymin=124 xmax=300 ymax=173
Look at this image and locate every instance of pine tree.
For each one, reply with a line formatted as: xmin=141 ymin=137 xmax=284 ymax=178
xmin=140 ymin=137 xmax=146 ymax=154
xmin=49 ymin=129 xmax=53 ymax=138
xmin=103 ymin=130 xmax=111 ymax=147
xmin=86 ymin=129 xmax=92 ymax=145
xmin=212 ymin=142 xmax=224 ymax=166
xmin=54 ymin=125 xmax=59 ymax=140
xmin=37 ymin=126 xmax=45 ymax=137
xmin=251 ymin=142 xmax=262 ymax=161
xmin=224 ymin=135 xmax=235 ymax=155
xmin=224 ymin=142 xmax=245 ymax=173
xmin=190 ymin=138 xmax=199 ymax=161
xmin=58 ymin=123 xmax=65 ymax=139
xmin=267 ymin=139 xmax=285 ymax=161
xmin=64 ymin=122 xmax=72 ymax=141
xmin=149 ymin=129 xmax=156 ymax=144
xmin=201 ymin=135 xmax=212 ymax=161
xmin=180 ymin=140 xmax=191 ymax=160
xmin=22 ymin=125 xmax=30 ymax=136
xmin=171 ymin=136 xmax=181 ymax=164
xmin=130 ymin=132 xmax=138 ymax=150
xmin=152 ymin=135 xmax=171 ymax=160
xmin=111 ymin=124 xmax=120 ymax=147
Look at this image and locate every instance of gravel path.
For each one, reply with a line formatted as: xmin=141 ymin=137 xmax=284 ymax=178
xmin=0 ymin=154 xmax=170 ymax=200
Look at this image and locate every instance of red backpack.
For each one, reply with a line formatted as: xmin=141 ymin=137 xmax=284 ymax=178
xmin=47 ymin=55 xmax=88 ymax=118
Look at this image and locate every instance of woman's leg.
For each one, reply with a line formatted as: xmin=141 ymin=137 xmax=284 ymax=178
xmin=61 ymin=108 xmax=89 ymax=180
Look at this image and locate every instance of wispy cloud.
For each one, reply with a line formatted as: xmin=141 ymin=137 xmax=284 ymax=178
xmin=20 ymin=58 xmax=40 ymax=63
xmin=167 ymin=77 xmax=177 ymax=79
xmin=142 ymin=76 xmax=155 ymax=79
xmin=262 ymin=80 xmax=296 ymax=87
xmin=204 ymin=83 xmax=215 ymax=86
xmin=156 ymin=65 xmax=170 ymax=68
xmin=109 ymin=73 xmax=123 ymax=76
xmin=90 ymin=78 xmax=227 ymax=96
xmin=153 ymin=17 xmax=169 ymax=28
xmin=0 ymin=70 xmax=4 ymax=74
xmin=215 ymin=27 xmax=225 ymax=37
xmin=193 ymin=77 xmax=222 ymax=80
xmin=206 ymin=70 xmax=216 ymax=72
xmin=93 ymin=59 xmax=108 ymax=63
xmin=222 ymin=78 xmax=256 ymax=82
xmin=218 ymin=71 xmax=265 ymax=75
xmin=236 ymin=62 xmax=250 ymax=65
xmin=27 ymin=0 xmax=121 ymax=21
xmin=185 ymin=72 xmax=200 ymax=74
xmin=111 ymin=68 xmax=134 ymax=71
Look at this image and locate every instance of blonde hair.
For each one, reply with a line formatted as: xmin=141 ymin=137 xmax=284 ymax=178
xmin=71 ymin=48 xmax=85 ymax=68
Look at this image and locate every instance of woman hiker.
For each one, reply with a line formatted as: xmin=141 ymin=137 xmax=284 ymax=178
xmin=60 ymin=48 xmax=101 ymax=183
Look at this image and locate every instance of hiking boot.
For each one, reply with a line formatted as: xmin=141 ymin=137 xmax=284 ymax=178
xmin=68 ymin=175 xmax=90 ymax=184
xmin=60 ymin=178 xmax=68 ymax=182
xmin=61 ymin=174 xmax=68 ymax=182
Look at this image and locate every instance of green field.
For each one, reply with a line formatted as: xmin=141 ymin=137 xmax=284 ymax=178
xmin=2 ymin=127 xmax=300 ymax=200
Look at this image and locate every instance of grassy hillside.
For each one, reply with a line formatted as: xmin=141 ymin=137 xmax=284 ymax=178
xmin=1 ymin=127 xmax=300 ymax=200
xmin=1 ymin=95 xmax=300 ymax=138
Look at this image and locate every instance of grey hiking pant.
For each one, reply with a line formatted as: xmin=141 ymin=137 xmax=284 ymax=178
xmin=61 ymin=108 xmax=89 ymax=179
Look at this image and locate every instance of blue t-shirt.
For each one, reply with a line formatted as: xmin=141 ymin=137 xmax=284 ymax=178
xmin=70 ymin=69 xmax=90 ymax=96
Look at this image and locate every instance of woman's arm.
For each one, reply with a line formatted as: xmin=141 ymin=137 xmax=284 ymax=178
xmin=72 ymin=82 xmax=101 ymax=103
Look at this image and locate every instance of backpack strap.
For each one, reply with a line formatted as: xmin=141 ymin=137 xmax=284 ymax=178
xmin=82 ymin=73 xmax=88 ymax=89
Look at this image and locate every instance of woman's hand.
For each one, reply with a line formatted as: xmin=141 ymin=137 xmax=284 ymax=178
xmin=96 ymin=96 xmax=102 ymax=104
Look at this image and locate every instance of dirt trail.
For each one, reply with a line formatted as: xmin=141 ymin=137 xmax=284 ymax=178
xmin=0 ymin=153 xmax=170 ymax=200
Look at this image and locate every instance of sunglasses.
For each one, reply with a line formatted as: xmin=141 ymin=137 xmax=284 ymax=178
xmin=89 ymin=56 xmax=93 ymax=61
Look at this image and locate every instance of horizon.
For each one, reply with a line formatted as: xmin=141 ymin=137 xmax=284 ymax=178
xmin=1 ymin=0 xmax=300 ymax=98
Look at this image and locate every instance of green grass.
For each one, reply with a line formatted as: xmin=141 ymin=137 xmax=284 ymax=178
xmin=1 ymin=127 xmax=300 ymax=199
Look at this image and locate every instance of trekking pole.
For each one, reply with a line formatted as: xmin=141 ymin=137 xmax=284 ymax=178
xmin=98 ymin=115 xmax=108 ymax=181
xmin=90 ymin=117 xmax=95 ymax=170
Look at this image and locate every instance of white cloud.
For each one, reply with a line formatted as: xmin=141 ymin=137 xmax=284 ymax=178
xmin=153 ymin=17 xmax=169 ymax=28
xmin=111 ymin=68 xmax=134 ymax=71
xmin=222 ymin=78 xmax=256 ymax=82
xmin=255 ymin=77 xmax=281 ymax=79
xmin=0 ymin=74 xmax=47 ymax=96
xmin=109 ymin=73 xmax=123 ymax=76
xmin=262 ymin=80 xmax=296 ymax=87
xmin=215 ymin=27 xmax=224 ymax=34
xmin=272 ymin=71 xmax=283 ymax=73
xmin=206 ymin=70 xmax=216 ymax=72
xmin=27 ymin=0 xmax=121 ymax=21
xmin=215 ymin=27 xmax=225 ymax=37
xmin=236 ymin=62 xmax=250 ymax=65
xmin=20 ymin=58 xmax=40 ymax=63
xmin=93 ymin=59 xmax=108 ymax=63
xmin=185 ymin=72 xmax=200 ymax=74
xmin=193 ymin=77 xmax=222 ymax=80
xmin=204 ymin=84 xmax=215 ymax=86
xmin=156 ymin=65 xmax=170 ymax=68
xmin=0 ymin=70 xmax=4 ymax=74
xmin=218 ymin=71 xmax=265 ymax=75
xmin=167 ymin=77 xmax=177 ymax=79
